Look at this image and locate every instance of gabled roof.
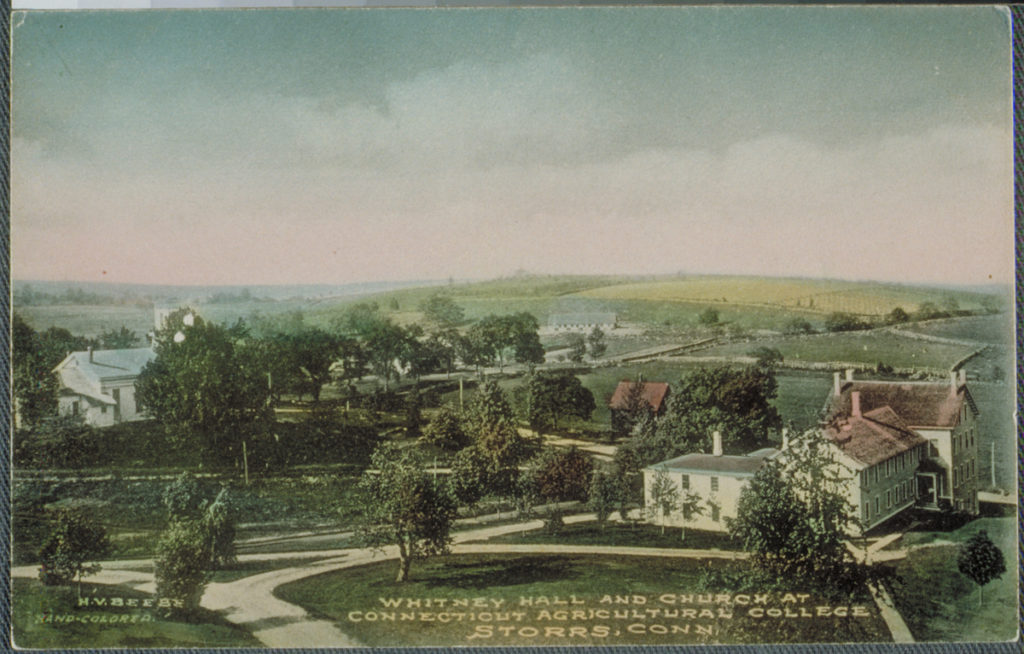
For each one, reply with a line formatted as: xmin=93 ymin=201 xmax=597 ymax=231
xmin=54 ymin=348 xmax=156 ymax=381
xmin=54 ymin=348 xmax=156 ymax=402
xmin=608 ymin=381 xmax=670 ymax=412
xmin=823 ymin=406 xmax=927 ymax=468
xmin=827 ymin=380 xmax=976 ymax=429
xmin=647 ymin=448 xmax=779 ymax=477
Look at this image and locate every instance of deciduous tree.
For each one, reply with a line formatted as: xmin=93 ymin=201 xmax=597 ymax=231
xmin=355 ymin=443 xmax=456 ymax=582
xmin=136 ymin=310 xmax=273 ymax=465
xmin=38 ymin=509 xmax=111 ymax=593
xmin=957 ymin=530 xmax=1005 ymax=606
xmin=647 ymin=467 xmax=678 ymax=535
xmin=587 ymin=326 xmax=607 ymax=359
xmin=524 ymin=371 xmax=596 ymax=434
xmin=567 ymin=334 xmax=587 ymax=363
xmin=730 ymin=431 xmax=862 ymax=594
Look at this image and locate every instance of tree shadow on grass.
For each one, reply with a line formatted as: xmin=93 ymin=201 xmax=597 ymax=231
xmin=423 ymin=556 xmax=577 ymax=591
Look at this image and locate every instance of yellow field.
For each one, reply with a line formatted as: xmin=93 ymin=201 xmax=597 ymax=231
xmin=575 ymin=277 xmax=983 ymax=316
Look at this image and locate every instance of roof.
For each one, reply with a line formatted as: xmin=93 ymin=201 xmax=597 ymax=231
xmin=57 ymin=367 xmax=117 ymax=405
xmin=548 ymin=312 xmax=617 ymax=326
xmin=55 ymin=348 xmax=156 ymax=402
xmin=647 ymin=448 xmax=779 ymax=477
xmin=827 ymin=380 xmax=977 ymax=429
xmin=823 ymin=406 xmax=927 ymax=468
xmin=608 ymin=381 xmax=670 ymax=412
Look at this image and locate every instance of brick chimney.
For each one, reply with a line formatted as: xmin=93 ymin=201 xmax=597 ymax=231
xmin=833 ymin=371 xmax=841 ymax=396
xmin=845 ymin=368 xmax=854 ymax=382
xmin=950 ymin=371 xmax=958 ymax=395
xmin=712 ymin=431 xmax=723 ymax=457
xmin=851 ymin=391 xmax=861 ymax=418
xmin=959 ymin=368 xmax=967 ymax=386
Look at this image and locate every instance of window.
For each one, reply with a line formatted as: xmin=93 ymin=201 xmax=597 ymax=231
xmin=711 ymin=505 xmax=720 ymax=522
xmin=873 ymin=467 xmax=879 ymax=483
xmin=861 ymin=470 xmax=868 ymax=487
xmin=681 ymin=475 xmax=690 ymax=490
xmin=953 ymin=468 xmax=958 ymax=487
xmin=71 ymin=401 xmax=79 ymax=416
xmin=710 ymin=477 xmax=719 ymax=493
xmin=887 ymin=459 xmax=893 ymax=477
xmin=886 ymin=490 xmax=892 ymax=509
xmin=875 ymin=497 xmax=880 ymax=514
xmin=952 ymin=437 xmax=956 ymax=455
xmin=970 ymin=460 xmax=974 ymax=479
xmin=864 ymin=502 xmax=870 ymax=520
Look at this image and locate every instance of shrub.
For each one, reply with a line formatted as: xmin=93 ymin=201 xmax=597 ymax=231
xmin=37 ymin=509 xmax=111 ymax=587
xmin=154 ymin=519 xmax=212 ymax=615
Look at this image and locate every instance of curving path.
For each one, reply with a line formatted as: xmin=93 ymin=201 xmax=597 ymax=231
xmin=14 ymin=514 xmax=912 ymax=647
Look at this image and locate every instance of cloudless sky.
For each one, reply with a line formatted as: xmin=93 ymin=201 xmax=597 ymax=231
xmin=12 ymin=6 xmax=1013 ymax=286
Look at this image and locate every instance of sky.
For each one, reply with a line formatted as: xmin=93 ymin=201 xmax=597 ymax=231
xmin=11 ymin=7 xmax=1013 ymax=287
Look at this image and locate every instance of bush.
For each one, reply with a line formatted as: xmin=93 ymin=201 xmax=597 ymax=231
xmin=37 ymin=509 xmax=111 ymax=587
xmin=205 ymin=488 xmax=237 ymax=570
xmin=824 ymin=312 xmax=869 ymax=332
xmin=154 ymin=520 xmax=212 ymax=615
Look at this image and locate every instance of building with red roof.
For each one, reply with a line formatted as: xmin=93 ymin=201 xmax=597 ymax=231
xmin=823 ymin=369 xmax=979 ymax=530
xmin=608 ymin=380 xmax=671 ymax=434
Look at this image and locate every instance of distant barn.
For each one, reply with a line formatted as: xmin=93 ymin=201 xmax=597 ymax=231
xmin=547 ymin=312 xmax=617 ymax=332
xmin=608 ymin=380 xmax=670 ymax=434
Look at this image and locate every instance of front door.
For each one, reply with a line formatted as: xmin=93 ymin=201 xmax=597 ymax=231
xmin=917 ymin=473 xmax=937 ymax=507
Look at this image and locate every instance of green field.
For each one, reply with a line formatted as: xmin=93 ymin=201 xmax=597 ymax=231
xmin=900 ymin=314 xmax=1013 ymax=347
xmin=274 ymin=554 xmax=889 ymax=646
xmin=697 ymin=331 xmax=977 ymax=372
xmin=12 ymin=579 xmax=260 ymax=648
xmin=887 ymin=516 xmax=1016 ymax=642
xmin=575 ymin=277 xmax=989 ymax=317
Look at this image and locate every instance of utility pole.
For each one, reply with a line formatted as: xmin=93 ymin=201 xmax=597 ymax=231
xmin=990 ymin=442 xmax=996 ymax=488
xmin=242 ymin=440 xmax=250 ymax=486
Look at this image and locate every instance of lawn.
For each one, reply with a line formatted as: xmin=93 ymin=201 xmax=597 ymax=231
xmin=477 ymin=521 xmax=743 ymax=551
xmin=11 ymin=578 xmax=260 ymax=648
xmin=274 ymin=554 xmax=890 ymax=646
xmin=886 ymin=515 xmax=1016 ymax=642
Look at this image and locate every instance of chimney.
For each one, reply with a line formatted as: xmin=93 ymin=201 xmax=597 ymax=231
xmin=88 ymin=346 xmax=93 ymax=363
xmin=712 ymin=431 xmax=723 ymax=457
xmin=781 ymin=427 xmax=789 ymax=450
xmin=959 ymin=368 xmax=967 ymax=386
xmin=833 ymin=371 xmax=841 ymax=396
xmin=851 ymin=391 xmax=861 ymax=418
xmin=845 ymin=368 xmax=854 ymax=382
xmin=950 ymin=370 xmax=958 ymax=395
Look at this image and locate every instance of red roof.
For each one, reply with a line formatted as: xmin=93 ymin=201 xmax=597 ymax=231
xmin=824 ymin=406 xmax=927 ymax=467
xmin=827 ymin=380 xmax=976 ymax=429
xmin=608 ymin=381 xmax=670 ymax=412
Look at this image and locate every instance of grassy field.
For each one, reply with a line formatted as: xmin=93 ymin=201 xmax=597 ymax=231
xmin=887 ymin=516 xmax=1016 ymax=642
xmin=899 ymin=314 xmax=1013 ymax=346
xmin=274 ymin=554 xmax=889 ymax=646
xmin=697 ymin=331 xmax=976 ymax=371
xmin=575 ymin=277 xmax=988 ymax=317
xmin=12 ymin=578 xmax=260 ymax=648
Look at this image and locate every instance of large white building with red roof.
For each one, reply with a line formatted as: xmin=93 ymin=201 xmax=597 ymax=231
xmin=825 ymin=369 xmax=980 ymax=524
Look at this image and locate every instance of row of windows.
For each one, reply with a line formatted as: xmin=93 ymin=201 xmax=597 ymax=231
xmin=953 ymin=459 xmax=975 ymax=488
xmin=861 ymin=445 xmax=924 ymax=487
xmin=680 ymin=475 xmax=719 ymax=493
xmin=952 ymin=428 xmax=975 ymax=456
xmin=864 ymin=479 xmax=915 ymax=521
